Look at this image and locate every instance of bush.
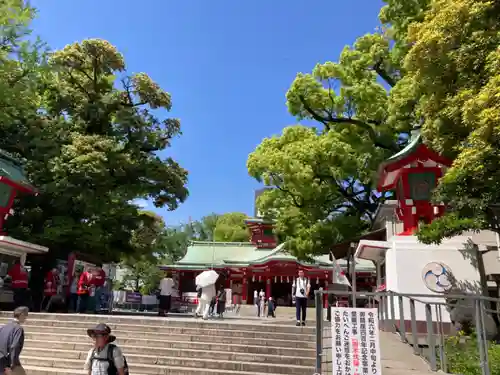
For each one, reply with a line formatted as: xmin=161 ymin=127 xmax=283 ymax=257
xmin=445 ymin=331 xmax=500 ymax=375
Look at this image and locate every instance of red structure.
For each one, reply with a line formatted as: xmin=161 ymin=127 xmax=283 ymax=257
xmin=163 ymin=220 xmax=376 ymax=306
xmin=245 ymin=218 xmax=277 ymax=248
xmin=377 ymin=129 xmax=451 ymax=234
xmin=0 ymin=152 xmax=37 ymax=234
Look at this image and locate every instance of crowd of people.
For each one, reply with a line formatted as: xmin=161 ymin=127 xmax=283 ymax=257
xmin=156 ymin=269 xmax=316 ymax=326
xmin=6 ymin=261 xmax=110 ymax=314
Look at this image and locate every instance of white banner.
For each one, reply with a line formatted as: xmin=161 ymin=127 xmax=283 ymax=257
xmin=331 ymin=307 xmax=382 ymax=375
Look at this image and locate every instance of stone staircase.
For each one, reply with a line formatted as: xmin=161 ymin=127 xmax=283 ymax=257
xmin=0 ymin=312 xmax=316 ymax=375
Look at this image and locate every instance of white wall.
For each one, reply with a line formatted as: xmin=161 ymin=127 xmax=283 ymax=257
xmin=385 ymin=236 xmax=481 ymax=323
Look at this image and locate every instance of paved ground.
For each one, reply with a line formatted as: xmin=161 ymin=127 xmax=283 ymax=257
xmin=378 ymin=331 xmax=439 ymax=375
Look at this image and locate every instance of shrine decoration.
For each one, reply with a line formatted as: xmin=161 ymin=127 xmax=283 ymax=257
xmin=0 ymin=151 xmax=37 ymax=234
xmin=377 ymin=128 xmax=452 ymax=234
xmin=245 ymin=218 xmax=277 ymax=249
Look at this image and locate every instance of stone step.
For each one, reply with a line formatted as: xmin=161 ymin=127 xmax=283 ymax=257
xmin=24 ymin=327 xmax=315 ymax=349
xmin=26 ymin=337 xmax=314 ymax=357
xmin=0 ymin=311 xmax=315 ymax=334
xmin=8 ymin=312 xmax=316 ymax=374
xmin=23 ymin=344 xmax=316 ymax=367
xmin=23 ymin=364 xmax=292 ymax=375
xmin=0 ymin=317 xmax=314 ymax=341
xmin=21 ymin=353 xmax=312 ymax=375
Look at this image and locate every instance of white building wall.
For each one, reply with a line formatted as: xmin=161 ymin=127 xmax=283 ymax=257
xmin=386 ymin=236 xmax=481 ymax=323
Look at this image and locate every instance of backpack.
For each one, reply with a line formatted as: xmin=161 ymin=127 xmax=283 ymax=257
xmin=92 ymin=344 xmax=129 ymax=375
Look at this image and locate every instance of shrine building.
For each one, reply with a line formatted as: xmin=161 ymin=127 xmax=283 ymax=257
xmin=352 ymin=128 xmax=500 ymax=332
xmin=163 ymin=217 xmax=377 ymax=306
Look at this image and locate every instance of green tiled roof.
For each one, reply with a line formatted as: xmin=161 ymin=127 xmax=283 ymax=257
xmin=168 ymin=241 xmax=375 ymax=272
xmin=385 ymin=129 xmax=421 ymax=165
xmin=0 ymin=150 xmax=32 ymax=189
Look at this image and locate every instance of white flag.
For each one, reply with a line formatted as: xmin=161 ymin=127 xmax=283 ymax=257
xmin=331 ymin=252 xmax=351 ymax=287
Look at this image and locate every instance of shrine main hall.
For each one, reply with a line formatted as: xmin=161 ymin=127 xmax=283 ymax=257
xmin=162 ymin=218 xmax=377 ymax=306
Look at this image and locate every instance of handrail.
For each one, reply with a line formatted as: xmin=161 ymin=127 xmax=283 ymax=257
xmin=314 ymin=289 xmax=496 ymax=375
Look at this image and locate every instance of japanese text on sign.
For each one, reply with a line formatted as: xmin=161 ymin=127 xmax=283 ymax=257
xmin=331 ymin=307 xmax=381 ymax=375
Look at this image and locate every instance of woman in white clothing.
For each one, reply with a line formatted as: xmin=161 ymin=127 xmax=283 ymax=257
xmin=158 ymin=271 xmax=174 ymax=317
xmin=259 ymin=289 xmax=266 ymax=317
xmin=195 ymin=283 xmax=216 ymax=320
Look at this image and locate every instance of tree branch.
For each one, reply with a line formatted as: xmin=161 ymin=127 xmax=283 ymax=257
xmin=298 ymin=95 xmax=398 ymax=152
xmin=275 ymin=185 xmax=304 ymax=208
xmin=373 ymin=58 xmax=397 ymax=87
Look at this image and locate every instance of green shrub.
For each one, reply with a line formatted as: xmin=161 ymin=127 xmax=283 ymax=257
xmin=445 ymin=331 xmax=500 ymax=375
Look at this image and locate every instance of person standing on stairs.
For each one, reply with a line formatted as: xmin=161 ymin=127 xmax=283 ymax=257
xmin=254 ymin=289 xmax=259 ymax=317
xmin=84 ymin=323 xmax=128 ymax=375
xmin=158 ymin=271 xmax=174 ymax=317
xmin=216 ymin=286 xmax=226 ymax=318
xmin=0 ymin=306 xmax=29 ymax=375
xmin=292 ymin=269 xmax=310 ymax=326
xmin=259 ymin=289 xmax=266 ymax=318
xmin=195 ymin=282 xmax=216 ymax=320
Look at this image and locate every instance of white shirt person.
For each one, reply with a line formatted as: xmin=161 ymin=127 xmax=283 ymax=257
xmin=292 ymin=270 xmax=311 ymax=326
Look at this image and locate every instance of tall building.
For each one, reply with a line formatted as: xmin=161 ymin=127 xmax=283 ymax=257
xmin=254 ymin=187 xmax=273 ymax=218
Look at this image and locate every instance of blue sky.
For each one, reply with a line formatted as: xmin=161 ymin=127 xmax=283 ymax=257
xmin=31 ymin=0 xmax=384 ymax=226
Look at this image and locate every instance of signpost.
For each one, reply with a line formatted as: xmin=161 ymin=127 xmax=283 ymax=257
xmin=125 ymin=292 xmax=142 ymax=304
xmin=331 ymin=307 xmax=382 ymax=375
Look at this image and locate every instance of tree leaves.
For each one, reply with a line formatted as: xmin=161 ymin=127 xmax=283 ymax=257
xmin=247 ymin=0 xmax=433 ymax=259
xmin=390 ymin=0 xmax=500 ymax=242
xmin=0 ymin=2 xmax=188 ymax=262
xmin=213 ymin=212 xmax=249 ymax=243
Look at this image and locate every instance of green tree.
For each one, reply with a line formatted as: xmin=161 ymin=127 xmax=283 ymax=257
xmin=213 ymin=212 xmax=249 ymax=242
xmin=118 ymin=257 xmax=163 ymax=294
xmin=161 ymin=226 xmax=192 ymax=263
xmin=384 ymin=0 xmax=500 ymax=244
xmin=246 ymin=0 xmax=430 ymax=258
xmin=0 ymin=0 xmax=46 ymax=155
xmin=184 ymin=213 xmax=220 ymax=241
xmin=129 ymin=210 xmax=168 ymax=260
xmin=3 ymin=37 xmax=188 ymax=262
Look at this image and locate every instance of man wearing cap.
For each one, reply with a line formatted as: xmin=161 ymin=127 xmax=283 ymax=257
xmin=84 ymin=323 xmax=126 ymax=375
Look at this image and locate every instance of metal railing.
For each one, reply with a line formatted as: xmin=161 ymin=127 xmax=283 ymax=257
xmin=314 ymin=290 xmax=500 ymax=375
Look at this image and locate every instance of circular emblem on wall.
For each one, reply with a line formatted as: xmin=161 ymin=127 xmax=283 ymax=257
xmin=422 ymin=262 xmax=453 ymax=293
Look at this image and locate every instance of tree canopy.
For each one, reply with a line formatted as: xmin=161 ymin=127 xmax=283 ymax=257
xmin=391 ymin=0 xmax=500 ymax=244
xmin=176 ymin=212 xmax=250 ymax=246
xmin=247 ymin=1 xmax=421 ymax=259
xmin=0 ymin=1 xmax=188 ymax=262
xmin=249 ymin=0 xmax=500 ymax=254
xmin=213 ymin=212 xmax=249 ymax=242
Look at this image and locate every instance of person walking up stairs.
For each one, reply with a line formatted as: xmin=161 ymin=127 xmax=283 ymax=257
xmin=5 ymin=311 xmax=316 ymax=374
